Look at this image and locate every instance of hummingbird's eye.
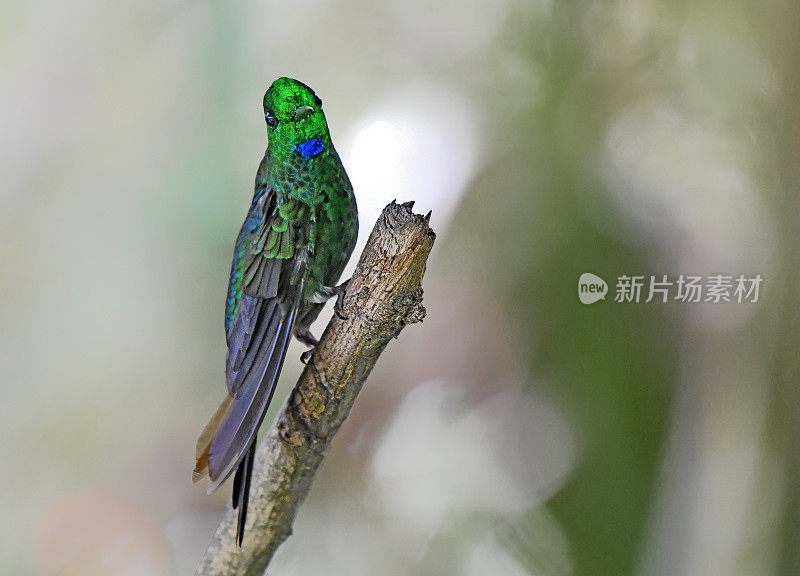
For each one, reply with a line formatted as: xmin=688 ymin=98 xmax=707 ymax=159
xmin=313 ymin=95 xmax=322 ymax=107
xmin=265 ymin=111 xmax=278 ymax=129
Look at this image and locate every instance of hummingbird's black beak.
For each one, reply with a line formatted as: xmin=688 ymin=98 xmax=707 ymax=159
xmin=292 ymin=105 xmax=314 ymax=123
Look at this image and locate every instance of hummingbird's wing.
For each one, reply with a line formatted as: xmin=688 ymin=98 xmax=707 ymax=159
xmin=226 ymin=197 xmax=297 ymax=398
xmin=194 ymin=192 xmax=306 ymax=493
xmin=203 ymin=277 xmax=303 ymax=490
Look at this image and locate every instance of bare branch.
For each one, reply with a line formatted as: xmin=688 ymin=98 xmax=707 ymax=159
xmin=196 ymin=201 xmax=436 ymax=576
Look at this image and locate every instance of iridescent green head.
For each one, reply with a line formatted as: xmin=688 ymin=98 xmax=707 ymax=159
xmin=263 ymin=77 xmax=330 ymax=160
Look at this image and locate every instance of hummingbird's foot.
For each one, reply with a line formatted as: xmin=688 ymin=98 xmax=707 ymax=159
xmin=300 ymin=349 xmax=315 ymax=365
xmin=311 ymin=279 xmax=352 ymax=319
xmin=333 ymin=279 xmax=350 ymax=320
xmin=295 ymin=327 xmax=319 ymax=364
xmin=294 ymin=327 xmax=319 ymax=347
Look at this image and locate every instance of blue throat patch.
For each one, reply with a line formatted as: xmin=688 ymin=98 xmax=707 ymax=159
xmin=295 ymin=138 xmax=325 ymax=158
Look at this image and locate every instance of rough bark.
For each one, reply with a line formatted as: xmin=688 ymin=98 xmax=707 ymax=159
xmin=196 ymin=201 xmax=435 ymax=576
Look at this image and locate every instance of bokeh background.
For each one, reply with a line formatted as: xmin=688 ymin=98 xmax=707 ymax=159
xmin=2 ymin=1 xmax=799 ymax=574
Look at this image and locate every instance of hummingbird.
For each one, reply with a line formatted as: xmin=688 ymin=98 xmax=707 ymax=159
xmin=193 ymin=77 xmax=358 ymax=545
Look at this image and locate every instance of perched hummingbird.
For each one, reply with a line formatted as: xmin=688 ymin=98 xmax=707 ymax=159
xmin=193 ymin=77 xmax=358 ymax=545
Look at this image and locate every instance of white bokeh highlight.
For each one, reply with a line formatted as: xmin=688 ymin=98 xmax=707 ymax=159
xmin=340 ymin=81 xmax=480 ymax=253
xmin=368 ymin=379 xmax=574 ymax=555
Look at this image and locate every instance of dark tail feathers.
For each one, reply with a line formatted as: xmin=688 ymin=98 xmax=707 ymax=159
xmin=232 ymin=440 xmax=256 ymax=546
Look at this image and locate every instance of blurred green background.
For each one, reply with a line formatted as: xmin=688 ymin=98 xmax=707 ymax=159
xmin=1 ymin=0 xmax=798 ymax=574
